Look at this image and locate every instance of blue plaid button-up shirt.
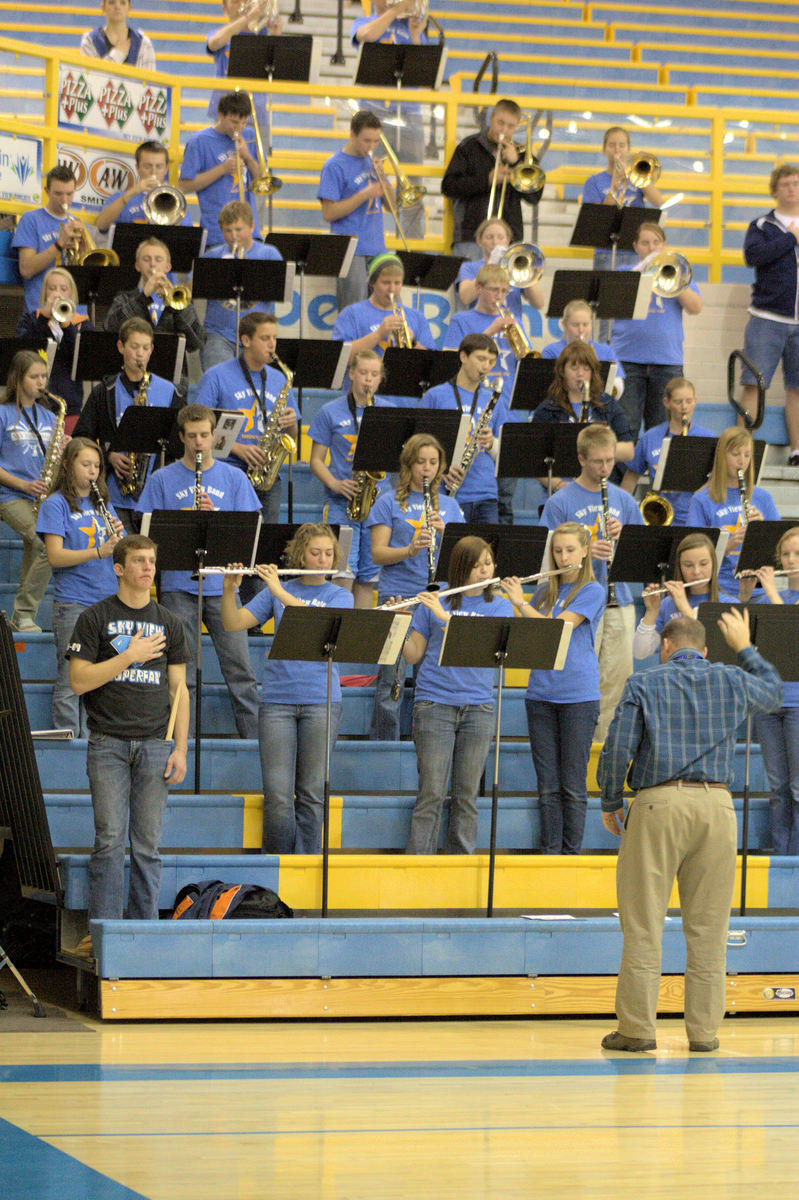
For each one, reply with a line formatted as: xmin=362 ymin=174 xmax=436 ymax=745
xmin=598 ymin=647 xmax=782 ymax=811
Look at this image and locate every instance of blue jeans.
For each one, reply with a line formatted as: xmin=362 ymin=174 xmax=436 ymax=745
xmin=408 ymin=699 xmax=495 ymax=853
xmin=52 ymin=600 xmax=89 ymax=736
xmin=200 ymin=330 xmax=236 ymax=372
xmin=87 ymin=733 xmax=172 ymax=921
xmin=459 ymin=497 xmax=500 ymax=524
xmin=755 ymin=707 xmax=799 ymax=854
xmin=526 ymin=698 xmax=599 ymax=854
xmin=258 ymin=701 xmax=342 ymax=853
xmin=159 ymin=590 xmax=259 ymax=738
xmin=618 ymin=362 xmax=682 ymax=437
xmin=742 ymin=313 xmax=799 ymax=390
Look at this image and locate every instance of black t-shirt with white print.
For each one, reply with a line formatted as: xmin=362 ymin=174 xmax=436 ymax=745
xmin=66 ymin=594 xmax=189 ymax=740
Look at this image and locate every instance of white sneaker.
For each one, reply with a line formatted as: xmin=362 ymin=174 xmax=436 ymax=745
xmin=10 ymin=617 xmax=42 ymax=633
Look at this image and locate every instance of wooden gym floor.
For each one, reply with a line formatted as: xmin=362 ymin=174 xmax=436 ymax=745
xmin=1 ymin=996 xmax=798 ymax=1198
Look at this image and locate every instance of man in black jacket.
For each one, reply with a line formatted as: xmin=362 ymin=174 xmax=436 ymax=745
xmin=441 ymin=99 xmax=543 ymax=258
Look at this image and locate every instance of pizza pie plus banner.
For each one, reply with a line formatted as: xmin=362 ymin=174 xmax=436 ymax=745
xmin=58 ymin=66 xmax=172 ymax=145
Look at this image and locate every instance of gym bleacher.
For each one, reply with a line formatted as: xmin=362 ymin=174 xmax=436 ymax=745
xmin=1 ymin=0 xmax=798 ymax=1019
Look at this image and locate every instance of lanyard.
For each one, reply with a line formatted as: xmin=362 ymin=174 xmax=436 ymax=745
xmin=448 ymin=377 xmax=481 ymax=419
xmin=239 ymin=357 xmax=267 ymax=419
xmin=19 ymin=404 xmax=47 ymax=456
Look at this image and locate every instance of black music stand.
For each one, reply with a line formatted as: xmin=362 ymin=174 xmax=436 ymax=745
xmin=269 ymin=605 xmax=412 ymax=915
xmin=268 ymin=337 xmax=350 ymax=493
xmin=355 ymin=42 xmax=445 ymax=130
xmin=436 ymin=523 xmax=550 ymax=582
xmin=509 ymin=356 xmax=613 ymax=414
xmin=66 ymin=264 xmax=139 ymax=325
xmin=608 ymin=525 xmax=724 ymax=587
xmin=142 ymin=509 xmax=261 ymax=791
xmin=698 ymin=602 xmax=799 ymax=915
xmin=651 ymin=436 xmax=767 ymax=493
xmin=571 ymin=202 xmax=662 ymax=270
xmin=496 ymin=423 xmax=586 ymax=497
xmin=109 ymin=405 xmax=176 ymax=486
xmin=228 ymin=34 xmax=319 ymax=232
xmin=380 ymin=347 xmax=461 ymax=402
xmin=109 ymin=223 xmax=207 ymax=274
xmin=191 ymin=257 xmax=294 ymax=345
xmin=264 ymin=234 xmax=355 ymax=340
xmin=396 ymin=251 xmax=464 ymax=307
xmin=734 ymin=520 xmax=799 ymax=577
xmin=547 ymin=268 xmax=652 ymax=334
xmin=253 ymin=521 xmax=345 ymax=570
xmin=352 ymin=406 xmax=467 ymax=476
xmin=439 ymin=614 xmax=571 ymax=916
xmin=72 ymin=330 xmax=185 ymax=389
xmin=0 ymin=336 xmax=51 ymax=378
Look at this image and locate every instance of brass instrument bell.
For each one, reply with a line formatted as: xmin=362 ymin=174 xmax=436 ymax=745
xmin=500 ymin=242 xmax=545 ymax=288
xmin=640 ymin=250 xmax=693 ymax=298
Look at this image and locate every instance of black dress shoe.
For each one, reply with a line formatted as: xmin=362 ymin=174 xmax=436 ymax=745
xmin=688 ymin=1038 xmax=719 ymax=1052
xmin=789 ymin=451 xmax=799 ymax=467
xmin=601 ymin=1030 xmax=656 ymax=1052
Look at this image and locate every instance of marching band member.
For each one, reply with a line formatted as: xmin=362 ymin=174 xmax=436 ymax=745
xmin=104 ymin=237 xmax=205 ymax=368
xmin=95 ymin=140 xmax=192 ymax=232
xmin=418 ymin=333 xmax=506 ymax=523
xmin=206 ymin=0 xmax=282 ymax=121
xmin=333 ymin=253 xmax=435 ymax=363
xmin=179 ymin=91 xmax=260 ymax=247
xmin=12 ymin=165 xmax=81 ymax=313
xmin=367 ymin=432 xmax=464 ymax=740
xmin=443 ymin=264 xmax=518 ymax=407
xmin=583 ymin=126 xmax=663 ymax=213
xmin=307 ymin=348 xmax=389 ymax=608
xmin=541 ymin=298 xmax=624 ymax=390
xmin=220 ymin=523 xmax=354 ymax=853
xmin=621 ymin=377 xmax=715 ymax=525
xmin=540 ymin=424 xmax=643 ymax=742
xmin=739 ymin=525 xmax=799 ymax=855
xmin=633 ymin=532 xmax=734 ymax=660
xmin=402 ymin=536 xmax=513 ymax=854
xmin=318 ymin=110 xmax=386 ymax=309
xmin=610 ymin=222 xmax=702 ymax=436
xmin=79 ymin=0 xmax=156 ymax=70
xmin=455 ymin=217 xmax=545 ymax=315
xmin=36 ymin=438 xmax=124 ymax=735
xmin=73 ymin=317 xmax=181 ymax=534
xmin=532 ymin=341 xmax=634 ymax=467
xmin=0 ymin=351 xmax=60 ymax=631
xmin=196 ymin=311 xmax=298 ymax=527
xmin=16 ymin=267 xmax=92 ymax=417
xmin=686 ymin=426 xmax=779 ymax=598
xmin=503 ymin=522 xmax=605 ymax=854
xmin=200 ymin=200 xmax=283 ymax=371
xmin=135 ymin=404 xmax=261 ymax=738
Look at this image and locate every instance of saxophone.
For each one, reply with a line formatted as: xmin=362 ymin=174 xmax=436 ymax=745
xmin=346 ymin=388 xmax=385 ymax=521
xmin=247 ymin=354 xmax=297 ymax=492
xmin=447 ymin=382 xmax=502 ymax=497
xmin=31 ymin=391 xmax=67 ymax=516
xmin=119 ymin=372 xmax=150 ymax=498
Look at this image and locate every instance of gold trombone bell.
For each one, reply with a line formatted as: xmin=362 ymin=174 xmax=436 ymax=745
xmin=379 ymin=133 xmax=426 ymax=208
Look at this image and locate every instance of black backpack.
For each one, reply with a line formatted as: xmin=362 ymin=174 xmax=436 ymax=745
xmin=171 ymin=880 xmax=293 ymax=920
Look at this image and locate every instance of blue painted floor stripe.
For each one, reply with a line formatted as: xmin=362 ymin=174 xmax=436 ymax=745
xmin=2 ymin=1056 xmax=799 ymax=1084
xmin=0 ymin=1118 xmax=150 ymax=1200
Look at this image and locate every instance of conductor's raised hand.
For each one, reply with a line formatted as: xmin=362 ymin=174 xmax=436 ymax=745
xmin=717 ymin=606 xmax=751 ymax=653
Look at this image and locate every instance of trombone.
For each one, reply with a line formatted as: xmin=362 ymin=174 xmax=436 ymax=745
xmin=369 ymin=134 xmax=427 ymax=252
xmin=487 ymin=118 xmax=546 ymax=222
xmin=242 ymin=90 xmax=282 ymax=196
xmin=612 ymin=150 xmax=661 ymax=207
xmin=142 ymin=185 xmax=187 ymax=226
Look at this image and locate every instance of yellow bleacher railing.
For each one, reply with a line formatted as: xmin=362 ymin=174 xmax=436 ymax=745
xmin=1 ymin=34 xmax=799 ymax=280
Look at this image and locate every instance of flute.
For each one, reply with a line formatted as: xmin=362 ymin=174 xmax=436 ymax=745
xmin=378 ymin=567 xmax=572 ymax=611
xmin=197 ymin=567 xmax=335 ymax=577
xmin=643 ymin=577 xmax=712 ymax=597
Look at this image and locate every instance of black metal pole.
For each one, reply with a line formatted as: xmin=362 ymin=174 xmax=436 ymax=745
xmin=331 ymin=0 xmax=345 ymax=65
xmin=486 ymin=649 xmax=507 ymax=918
xmin=193 ymin=558 xmax=205 ymax=794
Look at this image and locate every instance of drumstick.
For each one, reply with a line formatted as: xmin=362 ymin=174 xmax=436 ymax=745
xmin=166 ymin=683 xmax=187 ymax=742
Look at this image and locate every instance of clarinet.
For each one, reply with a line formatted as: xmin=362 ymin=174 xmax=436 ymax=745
xmin=737 ymin=468 xmax=751 ymax=528
xmin=89 ymin=481 xmax=115 ymax=541
xmin=579 ymin=379 xmax=591 ymax=423
xmin=600 ymin=475 xmax=617 ymax=605
xmin=422 ymin=477 xmax=438 ymax=591
xmin=193 ymin=451 xmax=203 ymax=510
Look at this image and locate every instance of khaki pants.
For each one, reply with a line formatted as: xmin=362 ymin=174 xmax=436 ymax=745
xmin=0 ymin=496 xmax=51 ymax=624
xmin=615 ymin=781 xmax=737 ymax=1043
xmin=594 ymin=602 xmax=635 ymax=742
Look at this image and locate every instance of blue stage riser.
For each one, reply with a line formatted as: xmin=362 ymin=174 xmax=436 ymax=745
xmin=59 ymin=854 xmax=280 ymax=911
xmin=90 ymin=914 xmax=799 ymax=980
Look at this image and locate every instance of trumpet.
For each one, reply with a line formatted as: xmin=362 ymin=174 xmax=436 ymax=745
xmin=640 ymin=249 xmax=693 ymax=299
xmin=390 ymin=294 xmax=413 ymax=349
xmin=612 ymin=150 xmax=661 ymax=207
xmin=241 ymin=90 xmax=282 ymax=196
xmin=495 ymin=300 xmax=535 ymax=360
xmin=60 ymin=204 xmax=119 ymax=268
xmin=151 ymin=271 xmax=192 ymax=310
xmin=142 ymin=184 xmax=187 ymax=226
xmin=500 ymin=242 xmax=544 ymax=288
xmin=239 ymin=0 xmax=278 ymax=31
xmin=51 ymin=297 xmax=75 ymax=325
